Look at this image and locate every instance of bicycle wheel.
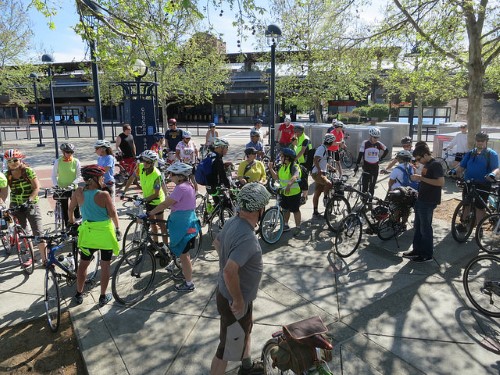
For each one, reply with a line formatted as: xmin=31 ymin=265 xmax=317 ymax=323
xmin=16 ymin=227 xmax=34 ymax=275
xmin=463 ymin=254 xmax=500 ymax=318
xmin=1 ymin=233 xmax=10 ymax=254
xmin=266 ymin=176 xmax=280 ymax=196
xmin=85 ymin=250 xmax=101 ymax=283
xmin=475 ymin=213 xmax=500 ymax=254
xmin=44 ymin=266 xmax=61 ymax=332
xmin=122 ymin=219 xmax=146 ymax=258
xmin=261 ymin=337 xmax=293 ymax=375
xmin=341 ymin=150 xmax=354 ymax=168
xmin=112 ymin=245 xmax=156 ymax=306
xmin=377 ymin=218 xmax=397 ymax=240
xmin=173 ymin=230 xmax=203 ymax=269
xmin=114 ymin=164 xmax=128 ymax=188
xmin=54 ymin=202 xmax=65 ymax=233
xmin=451 ymin=201 xmax=475 ymax=242
xmin=434 ymin=157 xmax=449 ymax=175
xmin=325 ymin=195 xmax=351 ymax=232
xmin=209 ymin=207 xmax=233 ymax=241
xmin=260 ymin=207 xmax=284 ymax=244
xmin=335 ymin=214 xmax=363 ymax=258
xmin=195 ymin=193 xmax=206 ymax=223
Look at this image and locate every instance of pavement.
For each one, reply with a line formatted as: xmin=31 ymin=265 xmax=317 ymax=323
xmin=1 ymin=132 xmax=499 ymax=375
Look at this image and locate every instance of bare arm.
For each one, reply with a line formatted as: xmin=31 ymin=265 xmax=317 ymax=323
xmin=411 ymin=174 xmax=445 ymax=187
xmin=115 ymin=136 xmax=121 ymax=152
xmin=148 ymin=196 xmax=176 ymax=216
xmin=29 ymin=176 xmax=40 ymax=202
xmin=223 ymin=259 xmax=245 ymax=317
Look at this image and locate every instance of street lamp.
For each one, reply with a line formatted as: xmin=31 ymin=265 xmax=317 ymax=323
xmin=81 ymin=0 xmax=104 ymax=139
xmin=41 ymin=54 xmax=59 ymax=159
xmin=29 ymin=72 xmax=45 ymax=147
xmin=131 ymin=59 xmax=148 ymax=97
xmin=265 ymin=24 xmax=282 ymax=161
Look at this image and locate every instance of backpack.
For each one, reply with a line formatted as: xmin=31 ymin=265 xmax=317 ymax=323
xmin=303 ymin=147 xmax=317 ymax=172
xmin=194 ymin=154 xmax=215 ymax=186
xmin=395 ymin=165 xmax=419 ymax=190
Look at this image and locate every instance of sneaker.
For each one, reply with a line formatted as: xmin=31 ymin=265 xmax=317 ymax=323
xmin=293 ymin=227 xmax=302 ymax=237
xmin=171 ymin=271 xmax=185 ymax=281
xmin=283 ymin=224 xmax=291 ymax=232
xmin=312 ymin=211 xmax=323 ymax=219
xmin=98 ymin=293 xmax=112 ymax=307
xmin=238 ymin=361 xmax=265 ymax=375
xmin=456 ymin=223 xmax=468 ymax=233
xmin=74 ymin=293 xmax=84 ymax=305
xmin=402 ymin=250 xmax=419 ymax=258
xmin=411 ymin=256 xmax=433 ymax=263
xmin=175 ymin=282 xmax=195 ymax=292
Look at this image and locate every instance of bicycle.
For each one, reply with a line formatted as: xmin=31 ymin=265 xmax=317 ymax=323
xmin=45 ymin=186 xmax=75 ymax=233
xmin=451 ymin=179 xmax=500 ymax=243
xmin=338 ymin=144 xmax=354 ymax=169
xmin=261 ymin=316 xmax=333 ymax=375
xmin=334 ymin=187 xmax=404 ymax=258
xmin=1 ymin=205 xmax=35 ymax=275
xmin=462 ymin=253 xmax=500 ymax=318
xmin=323 ymin=172 xmax=351 ymax=231
xmin=195 ymin=187 xmax=235 ymax=241
xmin=112 ymin=214 xmax=201 ymax=305
xmin=475 ymin=212 xmax=500 ymax=253
xmin=114 ymin=152 xmax=138 ymax=188
xmin=259 ymin=190 xmax=284 ymax=244
xmin=434 ymin=149 xmax=459 ymax=176
xmin=21 ymin=230 xmax=99 ymax=332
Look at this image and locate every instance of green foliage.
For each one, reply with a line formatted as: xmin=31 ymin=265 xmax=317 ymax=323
xmin=352 ymin=106 xmax=369 ymax=117
xmin=367 ymin=104 xmax=389 ymax=121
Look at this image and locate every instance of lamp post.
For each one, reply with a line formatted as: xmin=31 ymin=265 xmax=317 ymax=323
xmin=131 ymin=59 xmax=148 ymax=97
xmin=265 ymin=24 xmax=282 ymax=162
xmin=41 ymin=54 xmax=59 ymax=159
xmin=81 ymin=0 xmax=104 ymax=139
xmin=150 ymin=60 xmax=160 ymax=129
xmin=29 ymin=73 xmax=45 ymax=147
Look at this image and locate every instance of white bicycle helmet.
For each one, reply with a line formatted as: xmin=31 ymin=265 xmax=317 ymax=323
xmin=213 ymin=137 xmax=229 ymax=148
xmin=250 ymin=130 xmax=260 ymax=137
xmin=140 ymin=150 xmax=159 ymax=162
xmin=94 ymin=139 xmax=111 ymax=148
xmin=182 ymin=130 xmax=192 ymax=139
xmin=396 ymin=150 xmax=412 ymax=162
xmin=324 ymin=134 xmax=335 ymax=144
xmin=166 ymin=161 xmax=192 ymax=176
xmin=237 ymin=182 xmax=271 ymax=212
xmin=368 ymin=127 xmax=381 ymax=137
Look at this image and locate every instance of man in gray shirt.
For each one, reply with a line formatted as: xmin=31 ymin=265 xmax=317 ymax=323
xmin=210 ymin=183 xmax=271 ymax=375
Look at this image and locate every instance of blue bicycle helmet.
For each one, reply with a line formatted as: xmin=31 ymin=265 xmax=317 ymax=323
xmin=281 ymin=148 xmax=296 ymax=158
xmin=153 ymin=132 xmax=164 ymax=141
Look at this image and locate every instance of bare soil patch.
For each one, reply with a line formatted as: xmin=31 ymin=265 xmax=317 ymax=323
xmin=0 ymin=311 xmax=86 ymax=374
xmin=434 ymin=198 xmax=459 ymax=222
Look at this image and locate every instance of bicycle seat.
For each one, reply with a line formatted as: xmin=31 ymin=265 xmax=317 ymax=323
xmin=282 ymin=316 xmax=332 ymax=350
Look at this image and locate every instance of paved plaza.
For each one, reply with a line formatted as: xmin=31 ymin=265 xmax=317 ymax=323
xmin=0 ymin=129 xmax=499 ymax=375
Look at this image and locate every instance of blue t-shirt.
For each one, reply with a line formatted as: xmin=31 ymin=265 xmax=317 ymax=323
xmin=246 ymin=141 xmax=264 ymax=153
xmin=460 ymin=148 xmax=499 ymax=184
xmin=98 ymin=154 xmax=115 ymax=183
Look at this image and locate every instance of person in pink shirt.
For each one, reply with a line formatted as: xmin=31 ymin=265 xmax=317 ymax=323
xmin=176 ymin=130 xmax=199 ymax=190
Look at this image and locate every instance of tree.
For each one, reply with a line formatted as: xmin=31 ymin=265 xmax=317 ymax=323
xmin=373 ymin=0 xmax=500 ymax=146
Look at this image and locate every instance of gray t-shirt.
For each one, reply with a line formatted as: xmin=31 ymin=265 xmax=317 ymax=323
xmin=217 ymin=216 xmax=263 ymax=304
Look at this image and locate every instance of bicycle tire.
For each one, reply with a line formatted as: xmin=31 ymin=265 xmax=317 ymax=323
xmin=112 ymin=245 xmax=156 ymax=306
xmin=54 ymin=202 xmax=65 ymax=233
xmin=451 ymin=201 xmax=475 ymax=242
xmin=16 ymin=227 xmax=34 ymax=275
xmin=85 ymin=251 xmax=101 ymax=283
xmin=475 ymin=213 xmax=500 ymax=254
xmin=1 ymin=233 xmax=10 ymax=254
xmin=335 ymin=213 xmax=363 ymax=258
xmin=341 ymin=150 xmax=354 ymax=168
xmin=261 ymin=337 xmax=294 ymax=375
xmin=266 ymin=175 xmax=280 ymax=196
xmin=173 ymin=229 xmax=203 ymax=269
xmin=44 ymin=266 xmax=61 ymax=332
xmin=325 ymin=195 xmax=351 ymax=232
xmin=122 ymin=219 xmax=146 ymax=258
xmin=195 ymin=193 xmax=206 ymax=224
xmin=260 ymin=207 xmax=284 ymax=244
xmin=209 ymin=207 xmax=233 ymax=241
xmin=377 ymin=218 xmax=397 ymax=240
xmin=463 ymin=254 xmax=500 ymax=318
xmin=434 ymin=157 xmax=449 ymax=175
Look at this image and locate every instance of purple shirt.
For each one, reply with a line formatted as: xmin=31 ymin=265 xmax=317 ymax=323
xmin=169 ymin=182 xmax=196 ymax=212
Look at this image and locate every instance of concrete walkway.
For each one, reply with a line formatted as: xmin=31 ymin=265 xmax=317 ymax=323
xmin=0 ymin=135 xmax=499 ymax=375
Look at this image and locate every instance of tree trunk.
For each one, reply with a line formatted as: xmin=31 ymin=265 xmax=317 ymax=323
xmin=466 ymin=64 xmax=484 ymax=148
xmin=416 ymin=95 xmax=423 ymax=142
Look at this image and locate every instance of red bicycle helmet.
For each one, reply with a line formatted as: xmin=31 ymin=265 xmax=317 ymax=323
xmin=81 ymin=164 xmax=105 ymax=180
xmin=4 ymin=149 xmax=24 ymax=159
xmin=168 ymin=118 xmax=177 ymax=124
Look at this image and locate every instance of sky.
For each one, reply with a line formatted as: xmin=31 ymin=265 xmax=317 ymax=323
xmin=27 ymin=1 xmax=384 ymax=63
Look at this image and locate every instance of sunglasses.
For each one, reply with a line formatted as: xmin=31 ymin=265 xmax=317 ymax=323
xmin=7 ymin=159 xmax=19 ymax=163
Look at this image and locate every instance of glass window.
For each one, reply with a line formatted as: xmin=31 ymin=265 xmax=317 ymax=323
xmin=399 ymin=108 xmax=410 ymax=116
xmin=435 ymin=108 xmax=448 ymax=117
xmin=423 ymin=108 xmax=434 ymax=116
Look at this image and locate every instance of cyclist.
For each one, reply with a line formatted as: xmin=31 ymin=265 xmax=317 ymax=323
xmin=4 ymin=149 xmax=46 ymax=265
xmin=276 ymin=116 xmax=294 ymax=148
xmin=311 ymin=134 xmax=335 ymax=218
xmin=443 ymin=123 xmax=468 ymax=169
xmin=69 ymin=165 xmax=120 ymax=307
xmin=326 ymin=120 xmax=345 ymax=176
xmin=250 ymin=118 xmax=268 ymax=139
xmin=148 ymin=162 xmax=201 ymax=292
xmin=164 ymin=118 xmax=184 ymax=152
xmin=205 ymin=123 xmax=219 ymax=148
xmin=94 ymin=140 xmax=116 ymax=205
xmin=150 ymin=132 xmax=165 ymax=160
xmin=268 ymin=148 xmax=303 ymax=236
xmin=292 ymin=124 xmax=312 ymax=204
xmin=381 ymin=136 xmax=414 ymax=173
xmin=121 ymin=150 xmax=167 ymax=246
xmin=115 ymin=124 xmax=136 ymax=177
xmin=354 ymin=127 xmax=388 ymax=198
xmin=51 ymin=143 xmax=82 ymax=227
xmin=246 ymin=130 xmax=265 ymax=159
xmin=453 ymin=131 xmax=499 ymax=226
xmin=176 ymin=130 xmax=199 ymax=190
xmin=237 ymin=147 xmax=267 ymax=186
xmin=210 ymin=182 xmax=271 ymax=375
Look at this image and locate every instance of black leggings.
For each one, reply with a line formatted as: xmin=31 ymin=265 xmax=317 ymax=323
xmin=362 ymin=168 xmax=379 ymax=198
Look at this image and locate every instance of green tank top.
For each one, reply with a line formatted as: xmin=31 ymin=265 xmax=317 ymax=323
xmin=57 ymin=158 xmax=78 ymax=187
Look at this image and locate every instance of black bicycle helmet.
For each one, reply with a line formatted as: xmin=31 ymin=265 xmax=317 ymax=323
xmin=60 ymin=143 xmax=75 ymax=153
xmin=81 ymin=164 xmax=105 ymax=180
xmin=401 ymin=136 xmax=412 ymax=145
xmin=475 ymin=131 xmax=489 ymax=141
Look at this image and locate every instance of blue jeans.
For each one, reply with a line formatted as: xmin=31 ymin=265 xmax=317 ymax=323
xmin=412 ymin=200 xmax=437 ymax=258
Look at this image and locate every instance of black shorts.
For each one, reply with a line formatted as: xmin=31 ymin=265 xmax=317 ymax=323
xmin=280 ymin=193 xmax=301 ymax=213
xmin=80 ymin=248 xmax=112 ymax=261
xmin=215 ymin=289 xmax=253 ymax=361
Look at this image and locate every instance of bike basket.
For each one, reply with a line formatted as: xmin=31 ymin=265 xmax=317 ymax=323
xmin=0 ymin=218 xmax=7 ymax=230
xmin=372 ymin=205 xmax=389 ymax=220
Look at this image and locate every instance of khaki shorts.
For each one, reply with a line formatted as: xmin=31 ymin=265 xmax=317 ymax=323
xmin=312 ymin=172 xmax=331 ymax=187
